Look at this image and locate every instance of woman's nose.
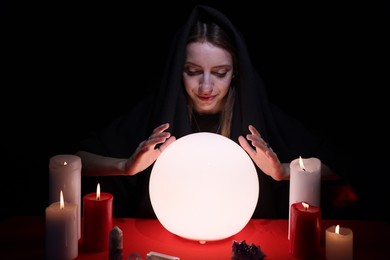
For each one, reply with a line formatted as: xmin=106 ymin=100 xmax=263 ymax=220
xmin=199 ymin=75 xmax=212 ymax=91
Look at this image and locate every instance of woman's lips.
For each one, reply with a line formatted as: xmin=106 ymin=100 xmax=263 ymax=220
xmin=197 ymin=95 xmax=215 ymax=102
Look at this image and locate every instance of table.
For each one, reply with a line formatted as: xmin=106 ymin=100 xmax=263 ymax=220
xmin=0 ymin=216 xmax=388 ymax=259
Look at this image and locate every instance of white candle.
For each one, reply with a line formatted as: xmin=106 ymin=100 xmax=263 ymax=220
xmin=288 ymin=156 xmax=321 ymax=239
xmin=46 ymin=191 xmax=78 ymax=260
xmin=326 ymin=224 xmax=353 ymax=260
xmin=49 ymin=154 xmax=81 ymax=239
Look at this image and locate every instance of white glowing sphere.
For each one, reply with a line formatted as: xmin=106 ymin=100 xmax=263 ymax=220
xmin=149 ymin=132 xmax=259 ymax=241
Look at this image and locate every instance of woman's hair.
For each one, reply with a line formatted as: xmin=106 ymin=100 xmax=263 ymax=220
xmin=186 ymin=20 xmax=238 ymax=137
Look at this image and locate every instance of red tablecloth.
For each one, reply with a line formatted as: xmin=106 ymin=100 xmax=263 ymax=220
xmin=0 ymin=216 xmax=388 ymax=259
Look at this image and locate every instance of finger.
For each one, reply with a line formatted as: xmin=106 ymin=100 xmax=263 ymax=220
xmin=238 ymin=136 xmax=256 ymax=157
xmin=250 ymin=139 xmax=268 ymax=151
xmin=148 ymin=131 xmax=171 ymax=142
xmin=153 ymin=123 xmax=170 ymax=134
xmin=147 ymin=132 xmax=172 ymax=152
xmin=248 ymin=125 xmax=260 ymax=136
xmin=245 ymin=133 xmax=266 ymax=150
xmin=246 ymin=128 xmax=270 ymax=150
xmin=159 ymin=136 xmax=176 ymax=152
xmin=148 ymin=135 xmax=168 ymax=147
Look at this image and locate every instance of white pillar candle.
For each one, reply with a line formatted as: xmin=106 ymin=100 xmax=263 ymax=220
xmin=49 ymin=154 xmax=81 ymax=239
xmin=46 ymin=191 xmax=78 ymax=260
xmin=326 ymin=225 xmax=353 ymax=260
xmin=288 ymin=156 xmax=321 ymax=239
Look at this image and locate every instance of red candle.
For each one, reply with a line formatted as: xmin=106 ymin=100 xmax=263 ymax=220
xmin=82 ymin=183 xmax=113 ymax=252
xmin=289 ymin=201 xmax=321 ymax=259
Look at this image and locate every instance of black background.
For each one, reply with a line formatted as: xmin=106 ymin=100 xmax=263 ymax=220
xmin=2 ymin=1 xmax=388 ymax=220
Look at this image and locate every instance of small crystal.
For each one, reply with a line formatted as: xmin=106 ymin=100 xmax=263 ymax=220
xmin=109 ymin=226 xmax=123 ymax=260
xmin=231 ymin=240 xmax=266 ymax=260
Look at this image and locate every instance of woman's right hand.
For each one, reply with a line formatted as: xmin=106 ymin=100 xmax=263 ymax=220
xmin=125 ymin=123 xmax=176 ymax=175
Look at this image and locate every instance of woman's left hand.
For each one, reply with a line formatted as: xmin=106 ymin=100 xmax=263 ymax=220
xmin=238 ymin=125 xmax=287 ymax=181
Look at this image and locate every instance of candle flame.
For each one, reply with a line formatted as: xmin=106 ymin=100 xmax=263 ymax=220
xmin=302 ymin=202 xmax=309 ymax=211
xmin=63 ymin=161 xmax=68 ymax=166
xmin=335 ymin=224 xmax=340 ymax=234
xmin=96 ymin=183 xmax=101 ymax=200
xmin=299 ymin=156 xmax=306 ymax=171
xmin=60 ymin=190 xmax=64 ymax=209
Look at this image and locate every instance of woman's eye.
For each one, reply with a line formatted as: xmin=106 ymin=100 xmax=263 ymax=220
xmin=214 ymin=72 xmax=227 ymax=78
xmin=184 ymin=67 xmax=203 ymax=76
xmin=186 ymin=70 xmax=202 ymax=76
xmin=184 ymin=66 xmax=230 ymax=78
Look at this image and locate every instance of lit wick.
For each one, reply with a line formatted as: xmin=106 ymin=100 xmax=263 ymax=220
xmin=299 ymin=156 xmax=306 ymax=171
xmin=60 ymin=190 xmax=64 ymax=209
xmin=302 ymin=202 xmax=309 ymax=211
xmin=96 ymin=183 xmax=101 ymax=201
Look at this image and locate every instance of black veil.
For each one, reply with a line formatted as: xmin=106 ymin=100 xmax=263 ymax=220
xmin=80 ymin=5 xmax=338 ymax=218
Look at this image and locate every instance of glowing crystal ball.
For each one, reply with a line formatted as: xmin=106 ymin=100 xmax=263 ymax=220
xmin=149 ymin=132 xmax=259 ymax=242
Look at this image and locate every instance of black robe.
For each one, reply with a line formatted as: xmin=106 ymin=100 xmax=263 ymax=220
xmin=79 ymin=5 xmax=338 ymax=219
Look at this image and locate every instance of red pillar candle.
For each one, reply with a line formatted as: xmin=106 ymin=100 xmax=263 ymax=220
xmin=289 ymin=201 xmax=321 ymax=259
xmin=82 ymin=183 xmax=113 ymax=252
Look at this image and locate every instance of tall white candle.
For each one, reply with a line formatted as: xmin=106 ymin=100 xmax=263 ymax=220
xmin=46 ymin=191 xmax=78 ymax=260
xmin=288 ymin=156 xmax=321 ymax=239
xmin=49 ymin=154 xmax=81 ymax=239
xmin=326 ymin=225 xmax=353 ymax=260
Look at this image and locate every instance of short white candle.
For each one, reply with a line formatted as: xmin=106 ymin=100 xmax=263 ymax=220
xmin=326 ymin=224 xmax=353 ymax=260
xmin=49 ymin=154 xmax=81 ymax=239
xmin=46 ymin=191 xmax=78 ymax=260
xmin=288 ymin=156 xmax=321 ymax=239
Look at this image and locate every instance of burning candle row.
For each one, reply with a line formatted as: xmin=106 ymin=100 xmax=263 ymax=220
xmin=288 ymin=156 xmax=353 ymax=259
xmin=289 ymin=202 xmax=353 ymax=260
xmin=46 ymin=154 xmax=353 ymax=259
xmin=46 ymin=154 xmax=113 ymax=259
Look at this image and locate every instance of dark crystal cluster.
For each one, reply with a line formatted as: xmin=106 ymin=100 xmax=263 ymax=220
xmin=231 ymin=240 xmax=266 ymax=260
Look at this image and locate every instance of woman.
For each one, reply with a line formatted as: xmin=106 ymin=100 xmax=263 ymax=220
xmin=76 ymin=5 xmax=338 ymax=218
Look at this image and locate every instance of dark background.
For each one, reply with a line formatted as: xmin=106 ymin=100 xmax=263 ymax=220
xmin=2 ymin=1 xmax=388 ymax=220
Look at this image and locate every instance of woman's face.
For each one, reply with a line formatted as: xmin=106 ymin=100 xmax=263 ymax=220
xmin=183 ymin=42 xmax=234 ymax=114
